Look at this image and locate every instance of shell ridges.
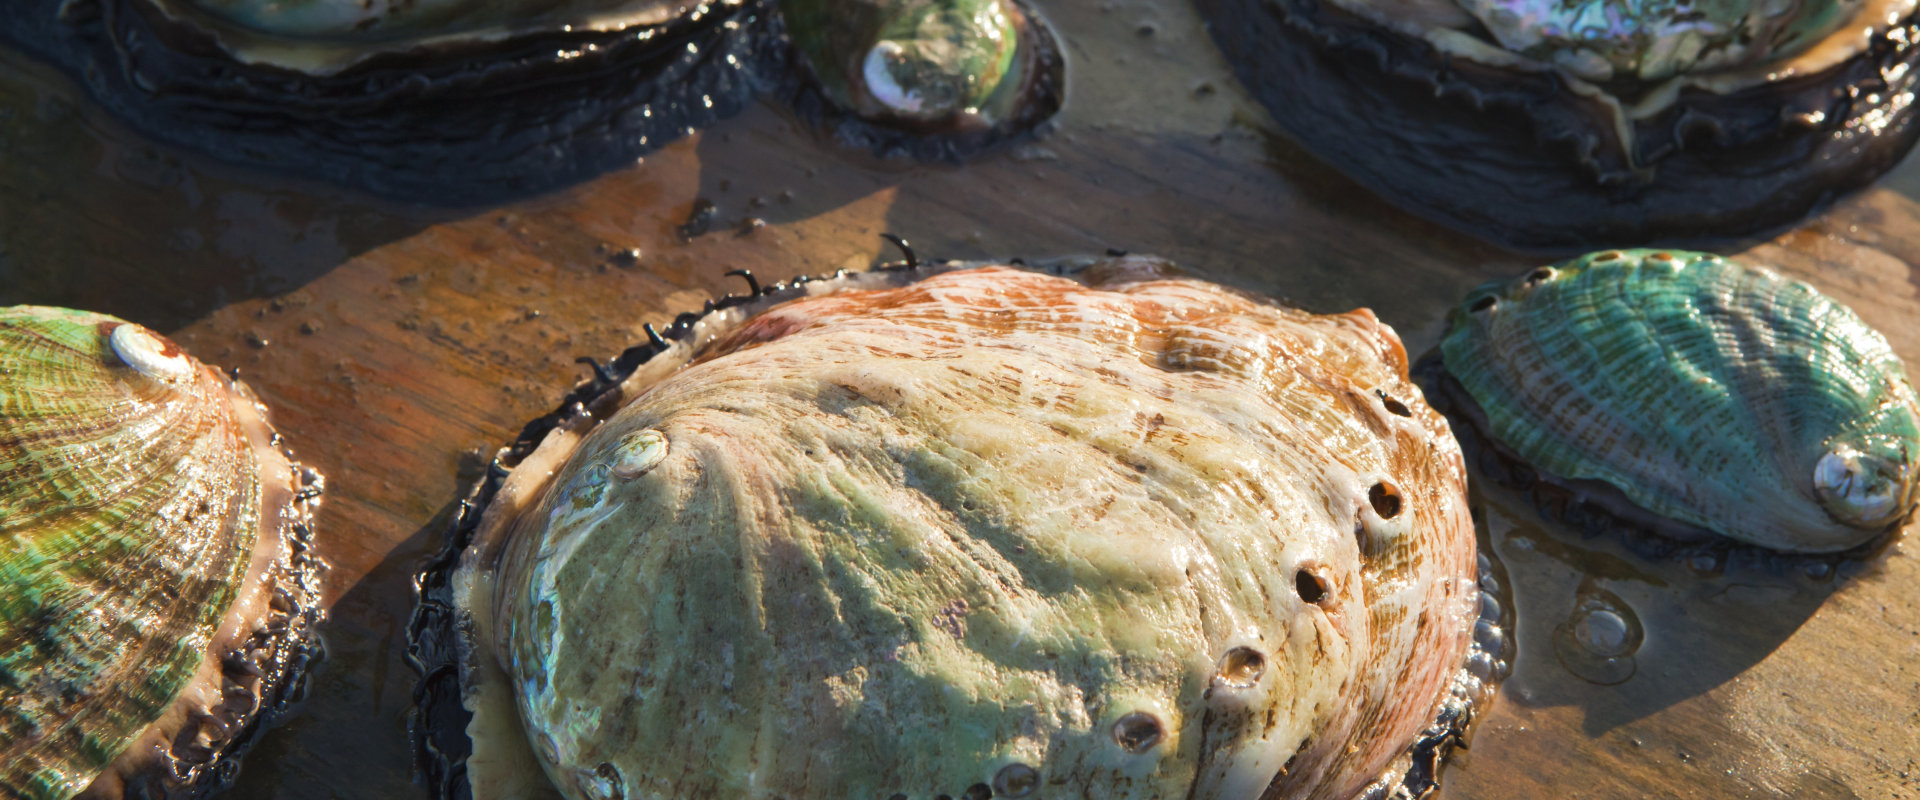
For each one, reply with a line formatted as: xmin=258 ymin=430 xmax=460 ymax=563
xmin=1440 ymin=249 xmax=1920 ymax=552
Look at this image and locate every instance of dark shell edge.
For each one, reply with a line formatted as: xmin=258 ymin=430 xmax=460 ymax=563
xmin=1194 ymin=0 xmax=1920 ymax=253
xmin=1411 ymin=351 xmax=1907 ymax=571
xmin=4 ymin=0 xmax=780 ymax=205
xmin=97 ymin=397 xmax=329 ymax=800
xmin=404 ymin=255 xmax=1507 ymax=800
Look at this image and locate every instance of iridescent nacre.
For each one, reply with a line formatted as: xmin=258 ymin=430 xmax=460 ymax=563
xmin=1455 ymin=0 xmax=1854 ymax=80
xmin=779 ymin=0 xmax=1066 ymax=158
xmin=1436 ymin=249 xmax=1920 ymax=553
xmin=436 ymin=260 xmax=1497 ymax=800
xmin=0 ymin=307 xmax=324 ymax=800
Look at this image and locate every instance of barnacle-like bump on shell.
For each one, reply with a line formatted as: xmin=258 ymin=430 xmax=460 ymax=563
xmin=0 ymin=306 xmax=325 ymax=800
xmin=410 ymin=257 xmax=1506 ymax=800
xmin=1429 ymin=249 xmax=1920 ymax=553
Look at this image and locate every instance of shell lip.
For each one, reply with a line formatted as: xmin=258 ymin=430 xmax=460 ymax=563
xmin=130 ymin=0 xmax=737 ymax=77
xmin=1192 ymin=0 xmax=1920 ymax=251
xmin=773 ymin=0 xmax=1068 ymax=163
xmin=8 ymin=0 xmax=778 ymax=204
xmin=116 ymin=442 xmax=330 ymax=799
xmin=405 ymin=250 xmax=1496 ymax=800
xmin=1413 ymin=352 xmax=1905 ymax=565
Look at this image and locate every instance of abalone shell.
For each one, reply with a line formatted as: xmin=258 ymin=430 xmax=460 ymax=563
xmin=410 ymin=257 xmax=1503 ymax=800
xmin=1431 ymin=249 xmax=1920 ymax=553
xmin=0 ymin=0 xmax=773 ymax=202
xmin=0 ymin=307 xmax=325 ymax=799
xmin=1 ymin=0 xmax=1064 ymax=201
xmin=1196 ymin=0 xmax=1920 ymax=250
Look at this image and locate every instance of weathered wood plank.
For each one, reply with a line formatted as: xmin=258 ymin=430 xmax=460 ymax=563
xmin=1 ymin=0 xmax=1916 ymax=796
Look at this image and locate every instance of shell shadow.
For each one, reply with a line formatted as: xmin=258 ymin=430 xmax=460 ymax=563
xmin=224 ymin=500 xmax=474 ymax=799
xmin=1478 ymin=488 xmax=1853 ymax=738
xmin=0 ymin=45 xmax=456 ymax=329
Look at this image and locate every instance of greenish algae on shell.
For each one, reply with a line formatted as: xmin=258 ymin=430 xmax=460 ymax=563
xmin=435 ymin=259 xmax=1493 ymax=800
xmin=0 ymin=307 xmax=325 ymax=800
xmin=1437 ymin=249 xmax=1920 ymax=553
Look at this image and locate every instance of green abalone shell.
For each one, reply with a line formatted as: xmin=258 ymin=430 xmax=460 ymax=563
xmin=0 ymin=307 xmax=323 ymax=799
xmin=448 ymin=260 xmax=1491 ymax=800
xmin=1438 ymin=249 xmax=1920 ymax=553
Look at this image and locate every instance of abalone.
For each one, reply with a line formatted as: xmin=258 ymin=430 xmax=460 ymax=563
xmin=1 ymin=0 xmax=1063 ymax=201
xmin=409 ymin=257 xmax=1506 ymax=800
xmin=1426 ymin=249 xmax=1920 ymax=553
xmin=0 ymin=307 xmax=325 ymax=799
xmin=1197 ymin=0 xmax=1920 ymax=250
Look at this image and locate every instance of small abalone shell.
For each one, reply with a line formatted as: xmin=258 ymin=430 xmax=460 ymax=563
xmin=0 ymin=307 xmax=324 ymax=799
xmin=1434 ymin=249 xmax=1920 ymax=553
xmin=431 ymin=259 xmax=1492 ymax=800
xmin=779 ymin=0 xmax=1067 ymax=159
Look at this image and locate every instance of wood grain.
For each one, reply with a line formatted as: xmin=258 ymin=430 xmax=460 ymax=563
xmin=1 ymin=0 xmax=1916 ymax=797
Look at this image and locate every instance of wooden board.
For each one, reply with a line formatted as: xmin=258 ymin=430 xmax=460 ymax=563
xmin=1 ymin=0 xmax=1917 ymax=796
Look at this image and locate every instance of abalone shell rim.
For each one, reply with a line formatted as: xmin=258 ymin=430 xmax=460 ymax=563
xmin=151 ymin=438 xmax=328 ymax=799
xmin=0 ymin=0 xmax=777 ymax=204
xmin=1194 ymin=0 xmax=1920 ymax=253
xmin=404 ymin=255 xmax=1504 ymax=800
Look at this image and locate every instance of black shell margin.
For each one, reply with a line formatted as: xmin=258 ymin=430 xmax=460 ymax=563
xmin=1195 ymin=0 xmax=1920 ymax=253
xmin=135 ymin=411 xmax=329 ymax=799
xmin=5 ymin=0 xmax=781 ymax=204
xmin=404 ymin=255 xmax=1505 ymax=800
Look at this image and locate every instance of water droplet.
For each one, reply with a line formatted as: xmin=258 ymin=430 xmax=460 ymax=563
xmin=1552 ymin=583 xmax=1644 ymax=685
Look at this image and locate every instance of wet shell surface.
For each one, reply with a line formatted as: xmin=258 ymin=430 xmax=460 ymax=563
xmin=0 ymin=0 xmax=1064 ymax=202
xmin=1196 ymin=0 xmax=1920 ymax=249
xmin=1432 ymin=249 xmax=1920 ymax=553
xmin=0 ymin=307 xmax=325 ymax=800
xmin=409 ymin=257 xmax=1502 ymax=800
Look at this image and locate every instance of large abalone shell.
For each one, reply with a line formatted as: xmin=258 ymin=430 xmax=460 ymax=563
xmin=0 ymin=307 xmax=325 ymax=799
xmin=1197 ymin=0 xmax=1920 ymax=250
xmin=410 ymin=258 xmax=1504 ymax=800
xmin=1429 ymin=249 xmax=1920 ymax=553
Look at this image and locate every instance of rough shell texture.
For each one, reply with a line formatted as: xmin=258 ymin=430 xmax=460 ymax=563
xmin=0 ymin=307 xmax=324 ymax=800
xmin=1438 ymin=249 xmax=1920 ymax=553
xmin=1195 ymin=0 xmax=1920 ymax=251
xmin=439 ymin=261 xmax=1482 ymax=800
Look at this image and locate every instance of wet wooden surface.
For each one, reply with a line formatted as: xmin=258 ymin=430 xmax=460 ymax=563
xmin=2 ymin=0 xmax=1918 ymax=797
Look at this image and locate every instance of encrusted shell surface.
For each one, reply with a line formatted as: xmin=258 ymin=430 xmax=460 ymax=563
xmin=442 ymin=260 xmax=1485 ymax=800
xmin=1437 ymin=249 xmax=1920 ymax=553
xmin=0 ymin=307 xmax=324 ymax=800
